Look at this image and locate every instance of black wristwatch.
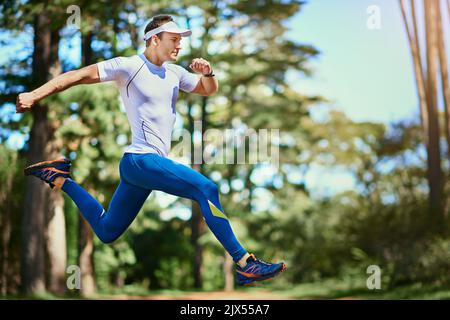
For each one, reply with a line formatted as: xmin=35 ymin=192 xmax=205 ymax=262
xmin=203 ymin=71 xmax=215 ymax=77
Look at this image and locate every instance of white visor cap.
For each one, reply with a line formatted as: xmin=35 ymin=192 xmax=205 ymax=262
xmin=143 ymin=21 xmax=192 ymax=41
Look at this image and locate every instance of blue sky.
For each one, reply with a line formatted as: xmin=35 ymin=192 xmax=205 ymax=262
xmin=286 ymin=0 xmax=450 ymax=124
xmin=283 ymin=0 xmax=450 ymax=198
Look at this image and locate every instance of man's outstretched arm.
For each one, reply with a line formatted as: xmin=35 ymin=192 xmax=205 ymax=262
xmin=16 ymin=64 xmax=100 ymax=113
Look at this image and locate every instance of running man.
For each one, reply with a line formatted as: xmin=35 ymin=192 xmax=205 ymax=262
xmin=16 ymin=15 xmax=286 ymax=285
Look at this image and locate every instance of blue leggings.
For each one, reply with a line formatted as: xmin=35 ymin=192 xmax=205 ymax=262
xmin=62 ymin=152 xmax=247 ymax=262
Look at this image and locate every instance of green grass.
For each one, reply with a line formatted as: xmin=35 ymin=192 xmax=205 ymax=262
xmin=97 ymin=278 xmax=450 ymax=300
xmin=3 ymin=280 xmax=450 ymax=300
xmin=265 ymin=278 xmax=450 ymax=300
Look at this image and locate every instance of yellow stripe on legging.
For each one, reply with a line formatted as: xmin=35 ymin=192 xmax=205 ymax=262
xmin=208 ymin=200 xmax=228 ymax=220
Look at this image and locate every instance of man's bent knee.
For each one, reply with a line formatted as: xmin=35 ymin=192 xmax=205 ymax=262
xmin=202 ymin=180 xmax=219 ymax=199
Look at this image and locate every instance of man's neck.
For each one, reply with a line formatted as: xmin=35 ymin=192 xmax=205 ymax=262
xmin=143 ymin=50 xmax=164 ymax=66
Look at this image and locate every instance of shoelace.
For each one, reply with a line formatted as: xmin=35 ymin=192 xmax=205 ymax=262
xmin=39 ymin=169 xmax=59 ymax=182
xmin=257 ymin=259 xmax=272 ymax=266
xmin=248 ymin=254 xmax=273 ymax=266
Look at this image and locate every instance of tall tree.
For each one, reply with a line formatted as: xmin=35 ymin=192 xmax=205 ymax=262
xmin=76 ymin=29 xmax=97 ymax=296
xmin=436 ymin=0 xmax=450 ymax=162
xmin=20 ymin=4 xmax=67 ymax=295
xmin=424 ymin=0 xmax=443 ymax=225
xmin=399 ymin=0 xmax=444 ymax=229
xmin=0 ymin=0 xmax=82 ymax=295
xmin=399 ymin=0 xmax=428 ymax=138
xmin=0 ymin=146 xmax=24 ymax=295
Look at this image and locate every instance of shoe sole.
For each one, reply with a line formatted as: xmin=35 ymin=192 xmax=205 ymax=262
xmin=239 ymin=262 xmax=287 ymax=286
xmin=24 ymin=158 xmax=71 ymax=176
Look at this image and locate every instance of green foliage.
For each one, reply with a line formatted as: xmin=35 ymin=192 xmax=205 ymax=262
xmin=94 ymin=238 xmax=137 ymax=292
xmin=268 ymin=278 xmax=450 ymax=300
xmin=127 ymin=214 xmax=194 ymax=290
xmin=0 ymin=145 xmax=26 ymax=294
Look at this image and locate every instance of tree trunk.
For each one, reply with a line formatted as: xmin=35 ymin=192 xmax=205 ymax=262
xmin=223 ymin=252 xmax=234 ymax=292
xmin=0 ymin=167 xmax=14 ymax=295
xmin=22 ymin=107 xmax=49 ymax=295
xmin=223 ymin=166 xmax=239 ymax=292
xmin=191 ymin=201 xmax=204 ymax=288
xmin=0 ymin=209 xmax=11 ymax=296
xmin=436 ymin=1 xmax=450 ymax=162
xmin=447 ymin=0 xmax=450 ymax=21
xmin=21 ymin=13 xmax=51 ymax=295
xmin=79 ymin=216 xmax=96 ymax=295
xmin=424 ymin=0 xmax=443 ymax=228
xmin=78 ymin=31 xmax=97 ymax=296
xmin=399 ymin=0 xmax=429 ymax=140
xmin=21 ymin=10 xmax=66 ymax=296
xmin=46 ymin=189 xmax=67 ymax=294
xmin=43 ymin=27 xmax=67 ymax=296
xmin=188 ymin=98 xmax=205 ymax=289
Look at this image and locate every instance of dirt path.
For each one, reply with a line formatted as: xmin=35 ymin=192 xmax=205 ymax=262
xmin=99 ymin=289 xmax=293 ymax=300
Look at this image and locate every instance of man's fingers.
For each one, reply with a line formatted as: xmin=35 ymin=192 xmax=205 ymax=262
xmin=18 ymin=106 xmax=30 ymax=113
xmin=16 ymin=103 xmax=30 ymax=113
xmin=191 ymin=58 xmax=209 ymax=67
xmin=190 ymin=58 xmax=211 ymax=75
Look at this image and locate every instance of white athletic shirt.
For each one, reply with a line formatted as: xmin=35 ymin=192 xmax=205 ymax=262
xmin=96 ymin=54 xmax=200 ymax=156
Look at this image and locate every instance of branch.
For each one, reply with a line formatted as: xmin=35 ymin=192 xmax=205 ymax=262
xmin=399 ymin=0 xmax=429 ymax=144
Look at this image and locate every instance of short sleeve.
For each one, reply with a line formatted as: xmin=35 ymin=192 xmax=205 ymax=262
xmin=96 ymin=57 xmax=131 ymax=84
xmin=167 ymin=64 xmax=201 ymax=93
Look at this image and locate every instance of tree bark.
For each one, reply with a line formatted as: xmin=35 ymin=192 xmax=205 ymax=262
xmin=21 ymin=12 xmax=53 ymax=295
xmin=46 ymin=188 xmax=67 ymax=294
xmin=191 ymin=201 xmax=204 ymax=289
xmin=223 ymin=252 xmax=234 ymax=292
xmin=188 ymin=98 xmax=205 ymax=289
xmin=22 ymin=107 xmax=49 ymax=295
xmin=424 ymin=0 xmax=443 ymax=227
xmin=436 ymin=1 xmax=450 ymax=162
xmin=21 ymin=9 xmax=66 ymax=296
xmin=79 ymin=216 xmax=96 ymax=295
xmin=0 ymin=164 xmax=14 ymax=296
xmin=43 ymin=27 xmax=67 ymax=296
xmin=399 ymin=0 xmax=429 ymax=140
xmin=78 ymin=31 xmax=97 ymax=297
xmin=447 ymin=0 xmax=450 ymax=21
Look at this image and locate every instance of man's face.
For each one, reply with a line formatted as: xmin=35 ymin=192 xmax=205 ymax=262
xmin=156 ymin=32 xmax=182 ymax=62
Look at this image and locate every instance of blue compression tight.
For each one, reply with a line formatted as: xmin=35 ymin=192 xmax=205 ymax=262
xmin=62 ymin=152 xmax=247 ymax=262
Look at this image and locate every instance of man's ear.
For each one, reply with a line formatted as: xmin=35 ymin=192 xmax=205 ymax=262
xmin=152 ymin=35 xmax=158 ymax=46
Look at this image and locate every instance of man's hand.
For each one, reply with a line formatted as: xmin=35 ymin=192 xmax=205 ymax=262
xmin=16 ymin=92 xmax=36 ymax=113
xmin=189 ymin=58 xmax=213 ymax=75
